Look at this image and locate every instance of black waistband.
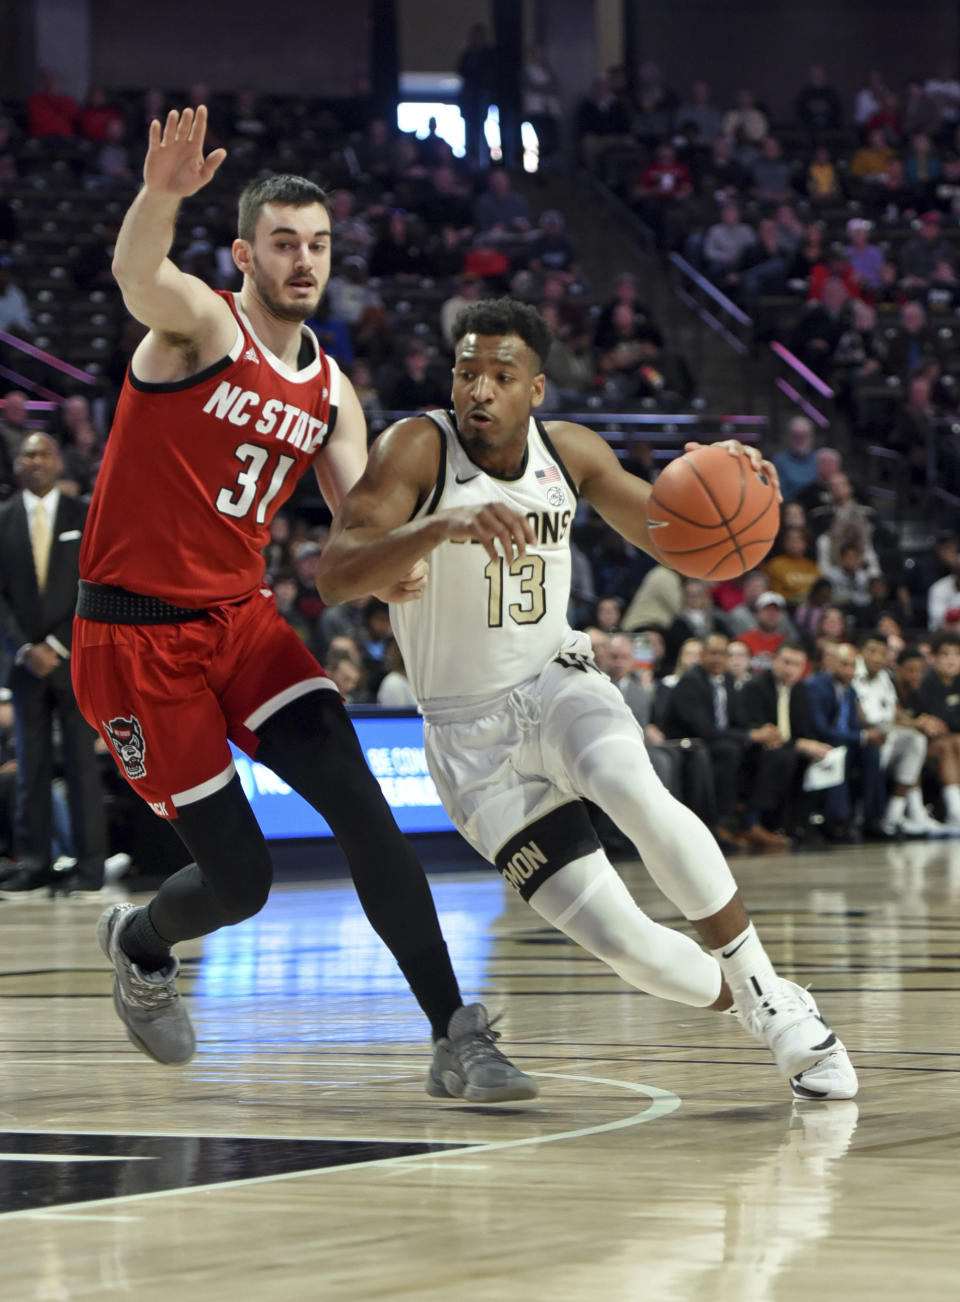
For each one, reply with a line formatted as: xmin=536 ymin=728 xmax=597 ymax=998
xmin=76 ymin=581 xmax=210 ymax=625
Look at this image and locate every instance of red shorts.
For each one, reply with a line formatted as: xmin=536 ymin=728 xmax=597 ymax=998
xmin=72 ymin=588 xmax=336 ymax=818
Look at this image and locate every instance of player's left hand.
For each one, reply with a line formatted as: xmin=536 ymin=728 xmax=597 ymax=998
xmin=373 ymin=558 xmax=429 ymax=604
xmin=685 ymin=440 xmax=782 ymax=502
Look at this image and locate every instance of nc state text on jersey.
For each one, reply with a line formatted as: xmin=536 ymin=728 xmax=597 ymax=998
xmin=203 ymin=382 xmax=329 ymax=453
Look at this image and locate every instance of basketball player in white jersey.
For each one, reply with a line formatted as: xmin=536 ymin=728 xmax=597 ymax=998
xmin=315 ymin=299 xmax=857 ymax=1100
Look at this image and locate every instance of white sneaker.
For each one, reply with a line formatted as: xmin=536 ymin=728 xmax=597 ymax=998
xmin=104 ymin=852 xmax=133 ymax=883
xmin=791 ymin=1046 xmax=859 ymax=1100
xmin=738 ymin=978 xmax=857 ymax=1095
xmin=901 ymin=811 xmax=950 ymax=838
xmin=943 ymin=819 xmax=960 ymax=836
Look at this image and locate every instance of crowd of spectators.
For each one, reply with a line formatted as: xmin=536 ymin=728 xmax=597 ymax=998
xmin=574 ymin=60 xmax=960 ymax=505
xmin=3 ymin=59 xmax=960 ymax=863
xmin=0 ymin=72 xmax=705 ymax=474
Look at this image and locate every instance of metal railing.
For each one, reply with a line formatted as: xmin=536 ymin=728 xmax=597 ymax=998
xmin=0 ymin=328 xmax=96 ymax=407
xmin=667 ymin=254 xmax=755 ymax=411
xmin=376 ymin=408 xmax=768 ymax=448
xmin=541 ymin=410 xmax=768 ymax=459
xmin=767 ymin=340 xmax=836 ymax=440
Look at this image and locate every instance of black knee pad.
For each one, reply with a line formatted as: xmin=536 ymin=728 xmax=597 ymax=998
xmin=494 ymin=800 xmax=601 ymax=902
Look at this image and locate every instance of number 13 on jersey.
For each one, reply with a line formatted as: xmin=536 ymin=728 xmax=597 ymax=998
xmin=484 ymin=554 xmax=546 ymax=627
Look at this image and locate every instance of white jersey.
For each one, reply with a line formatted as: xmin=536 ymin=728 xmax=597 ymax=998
xmin=853 ymin=660 xmax=897 ymax=726
xmin=391 ymin=409 xmax=578 ymax=710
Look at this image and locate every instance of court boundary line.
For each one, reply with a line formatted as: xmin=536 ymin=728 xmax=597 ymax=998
xmin=0 ymin=1072 xmax=680 ymax=1221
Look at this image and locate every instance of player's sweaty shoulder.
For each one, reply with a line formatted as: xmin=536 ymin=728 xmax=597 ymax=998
xmin=378 ymin=414 xmax=444 ymax=462
xmin=372 ymin=414 xmax=444 ymax=494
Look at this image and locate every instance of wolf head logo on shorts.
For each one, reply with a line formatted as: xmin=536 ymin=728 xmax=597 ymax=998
xmin=103 ymin=714 xmax=147 ymax=780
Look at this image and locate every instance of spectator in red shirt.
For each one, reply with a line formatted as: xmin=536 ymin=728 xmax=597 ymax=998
xmin=26 ymin=69 xmax=77 ymax=139
xmin=633 ymin=143 xmax=693 ymax=250
xmin=635 ymin=142 xmax=693 ymax=202
xmin=738 ymin=592 xmax=789 ymax=670
xmin=808 ymin=244 xmax=863 ymax=302
xmin=865 ymin=91 xmax=904 ymax=145
xmin=462 ymin=232 xmax=510 ymax=289
xmin=78 ymin=88 xmax=124 ymax=143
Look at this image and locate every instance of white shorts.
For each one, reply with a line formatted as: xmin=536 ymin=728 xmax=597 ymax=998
xmin=423 ymin=635 xmax=640 ymax=863
xmin=879 ymin=725 xmax=927 ymax=786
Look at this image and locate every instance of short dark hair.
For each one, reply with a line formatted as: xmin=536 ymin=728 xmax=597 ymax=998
xmin=775 ymin=639 xmax=807 ymax=657
xmin=452 ymin=298 xmax=552 ymax=369
xmin=932 ymin=630 xmax=960 ymax=653
xmin=897 ymin=644 xmax=925 ymax=665
xmin=237 ymin=174 xmax=329 ymax=242
xmin=859 ymin=630 xmax=888 ymax=648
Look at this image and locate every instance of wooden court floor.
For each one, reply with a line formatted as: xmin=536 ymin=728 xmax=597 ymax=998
xmin=1 ymin=839 xmax=958 ymax=1301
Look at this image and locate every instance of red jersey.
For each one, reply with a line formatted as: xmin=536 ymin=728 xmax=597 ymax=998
xmin=739 ymin=628 xmax=787 ymax=669
xmin=81 ymin=292 xmax=341 ymax=606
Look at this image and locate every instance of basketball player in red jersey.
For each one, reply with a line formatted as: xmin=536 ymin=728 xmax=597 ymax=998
xmin=73 ymin=106 xmax=536 ymax=1103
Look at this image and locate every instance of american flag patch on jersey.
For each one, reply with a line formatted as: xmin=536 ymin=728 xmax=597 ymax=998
xmin=535 ymin=465 xmax=561 ymax=484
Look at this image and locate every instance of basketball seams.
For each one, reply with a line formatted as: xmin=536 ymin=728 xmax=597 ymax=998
xmin=683 ymin=454 xmax=746 ymax=571
xmin=731 ymin=488 xmax=779 ymax=538
xmin=648 ymin=448 xmax=780 ymax=580
xmin=648 ymin=492 xmax=731 ymax=530
xmin=656 ymin=534 xmax=778 ymax=557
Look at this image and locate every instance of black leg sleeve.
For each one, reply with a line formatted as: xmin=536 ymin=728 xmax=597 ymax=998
xmin=148 ymin=774 xmax=275 ymax=943
xmin=255 ymin=691 xmax=462 ymax=1038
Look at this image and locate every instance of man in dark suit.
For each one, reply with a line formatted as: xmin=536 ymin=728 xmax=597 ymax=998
xmin=606 ymin=632 xmax=715 ymax=824
xmin=740 ymin=641 xmax=833 ymax=838
xmin=804 ymin=640 xmax=885 ymax=839
xmin=663 ymin=578 xmax=729 ymax=672
xmin=0 ymin=432 xmax=106 ymax=892
xmin=662 ymin=631 xmax=784 ymax=852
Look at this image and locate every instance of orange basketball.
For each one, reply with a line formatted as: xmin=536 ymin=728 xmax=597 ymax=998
xmin=647 ymin=445 xmax=779 ymax=580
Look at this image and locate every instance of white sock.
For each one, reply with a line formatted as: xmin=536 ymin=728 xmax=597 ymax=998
xmin=710 ymin=922 xmax=780 ymax=1008
xmin=885 ymin=794 xmax=906 ymax=826
xmin=945 ymin=785 xmax=960 ymax=822
xmin=904 ymin=787 xmax=925 ymax=819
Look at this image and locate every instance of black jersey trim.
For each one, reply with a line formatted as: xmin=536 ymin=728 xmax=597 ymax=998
xmin=321 ymin=403 xmax=339 ymax=449
xmin=127 ymin=353 xmax=235 ymax=394
xmin=297 ymin=333 xmax=315 ymax=370
xmin=535 ymin=417 xmax=579 ymax=499
xmin=446 ymin=409 xmax=529 ymax=482
xmin=481 ymin=443 xmax=528 ymax=482
xmin=420 ymin=413 xmax=448 ymax=518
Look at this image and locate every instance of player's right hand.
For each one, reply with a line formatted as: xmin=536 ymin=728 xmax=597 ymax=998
xmin=440 ymin=503 xmax=537 ymax=562
xmin=144 ymin=106 xmax=227 ymax=197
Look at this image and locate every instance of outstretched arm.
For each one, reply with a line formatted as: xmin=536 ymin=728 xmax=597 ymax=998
xmin=314 ymin=418 xmax=535 ymax=605
xmin=112 ymin=106 xmax=233 ymax=352
xmin=548 ymin=424 xmax=781 ymax=559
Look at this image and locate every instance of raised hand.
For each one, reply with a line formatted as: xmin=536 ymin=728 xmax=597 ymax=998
xmin=143 ymin=106 xmax=227 ymax=198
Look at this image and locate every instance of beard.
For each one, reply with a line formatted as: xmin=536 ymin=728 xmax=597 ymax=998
xmin=250 ymin=257 xmax=322 ymax=323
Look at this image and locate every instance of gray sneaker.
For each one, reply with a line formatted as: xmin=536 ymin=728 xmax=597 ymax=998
xmin=425 ymin=1003 xmax=539 ymax=1103
xmin=97 ymin=903 xmax=195 ymax=1066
